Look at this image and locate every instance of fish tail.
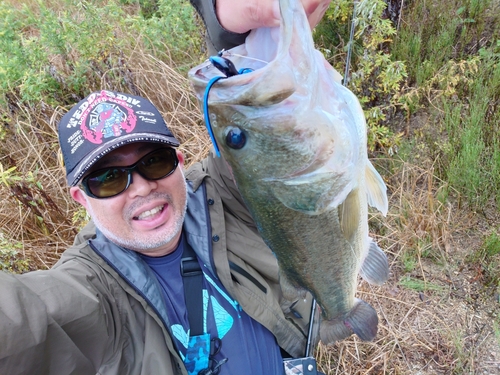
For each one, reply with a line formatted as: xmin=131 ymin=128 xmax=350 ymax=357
xmin=319 ymin=299 xmax=378 ymax=343
xmin=360 ymin=240 xmax=389 ymax=286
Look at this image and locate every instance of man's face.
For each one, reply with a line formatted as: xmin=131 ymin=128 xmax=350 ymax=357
xmin=70 ymin=142 xmax=187 ymax=256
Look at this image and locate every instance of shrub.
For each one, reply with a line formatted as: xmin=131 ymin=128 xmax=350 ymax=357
xmin=315 ymin=0 xmax=407 ymax=152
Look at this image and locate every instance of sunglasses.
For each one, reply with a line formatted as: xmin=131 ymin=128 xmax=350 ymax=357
xmin=81 ymin=147 xmax=179 ymax=199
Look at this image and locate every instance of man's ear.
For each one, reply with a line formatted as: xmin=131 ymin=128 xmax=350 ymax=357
xmin=176 ymin=150 xmax=185 ymax=167
xmin=70 ymin=186 xmax=90 ymax=209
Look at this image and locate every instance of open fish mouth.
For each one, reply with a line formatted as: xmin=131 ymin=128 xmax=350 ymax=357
xmin=189 ymin=51 xmax=269 ymax=88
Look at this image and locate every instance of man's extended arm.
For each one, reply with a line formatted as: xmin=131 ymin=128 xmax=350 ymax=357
xmin=0 ymin=262 xmax=116 ymax=374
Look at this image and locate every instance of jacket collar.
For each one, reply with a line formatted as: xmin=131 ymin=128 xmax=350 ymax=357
xmin=88 ymin=181 xmax=214 ymax=328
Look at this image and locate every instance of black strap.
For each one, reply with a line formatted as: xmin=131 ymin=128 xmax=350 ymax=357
xmin=181 ymin=243 xmax=204 ymax=336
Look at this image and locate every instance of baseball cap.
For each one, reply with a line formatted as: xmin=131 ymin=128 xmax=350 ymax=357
xmin=58 ymin=90 xmax=180 ymax=186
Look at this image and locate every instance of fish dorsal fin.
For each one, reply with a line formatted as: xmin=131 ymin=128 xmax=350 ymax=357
xmin=365 ymin=161 xmax=388 ymax=215
xmin=338 ymin=188 xmax=361 ymax=241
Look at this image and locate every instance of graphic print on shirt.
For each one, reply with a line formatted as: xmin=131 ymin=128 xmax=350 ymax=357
xmin=176 ymin=270 xmax=241 ymax=375
xmin=185 ymin=333 xmax=210 ymax=375
xmin=139 ymin=235 xmax=284 ymax=374
xmin=171 ymin=324 xmax=190 ymax=352
xmin=172 ymin=270 xmax=240 ymax=357
xmin=211 ymin=296 xmax=233 ymax=339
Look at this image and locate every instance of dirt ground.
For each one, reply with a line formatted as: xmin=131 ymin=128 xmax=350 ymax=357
xmin=315 ymin=112 xmax=500 ymax=374
xmin=315 ymin=207 xmax=499 ymax=374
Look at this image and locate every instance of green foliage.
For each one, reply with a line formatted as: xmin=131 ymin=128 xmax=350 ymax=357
xmin=399 ymin=237 xmax=441 ymax=274
xmin=316 ymin=0 xmax=407 ymax=152
xmin=483 ymin=231 xmax=500 ymax=258
xmin=399 ymin=275 xmax=445 ymax=293
xmin=391 ymin=0 xmax=500 ymax=210
xmin=138 ymin=0 xmax=160 ymax=18
xmin=0 ymin=164 xmax=54 ymax=236
xmin=137 ymin=0 xmax=203 ymax=68
xmin=466 ymin=230 xmax=500 ymax=288
xmin=72 ymin=207 xmax=91 ymax=230
xmin=0 ymin=0 xmax=201 ymax=109
xmin=494 ymin=316 xmax=500 ymax=346
xmin=401 ymin=248 xmax=418 ymax=273
xmin=439 ymin=52 xmax=499 ymax=208
xmin=0 ymin=233 xmax=30 ymax=273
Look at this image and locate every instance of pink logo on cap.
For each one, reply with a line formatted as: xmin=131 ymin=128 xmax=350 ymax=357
xmin=80 ymin=91 xmax=137 ymax=144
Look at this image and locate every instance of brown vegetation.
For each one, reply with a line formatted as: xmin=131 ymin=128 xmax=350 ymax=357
xmin=0 ymin=51 xmax=209 ymax=269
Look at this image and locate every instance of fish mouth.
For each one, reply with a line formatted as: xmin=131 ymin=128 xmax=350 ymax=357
xmin=190 ymin=51 xmax=269 ymax=85
xmin=265 ymin=141 xmax=335 ymax=183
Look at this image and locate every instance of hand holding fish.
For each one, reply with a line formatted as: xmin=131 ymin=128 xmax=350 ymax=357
xmin=215 ymin=0 xmax=331 ymax=33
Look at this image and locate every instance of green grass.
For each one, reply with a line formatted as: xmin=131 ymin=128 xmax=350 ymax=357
xmin=399 ymin=275 xmax=445 ymax=293
xmin=0 ymin=235 xmax=30 ymax=273
xmin=464 ymin=230 xmax=500 ymax=289
xmin=389 ymin=0 xmax=500 ymax=212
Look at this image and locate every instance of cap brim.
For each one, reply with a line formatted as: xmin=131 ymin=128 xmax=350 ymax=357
xmin=67 ymin=132 xmax=180 ymax=186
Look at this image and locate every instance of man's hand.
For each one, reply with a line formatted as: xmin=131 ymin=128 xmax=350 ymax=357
xmin=215 ymin=0 xmax=331 ymax=34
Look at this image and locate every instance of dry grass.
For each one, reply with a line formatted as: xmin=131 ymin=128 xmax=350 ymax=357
xmin=315 ymin=159 xmax=500 ymax=374
xmin=0 ymin=49 xmax=209 ymax=269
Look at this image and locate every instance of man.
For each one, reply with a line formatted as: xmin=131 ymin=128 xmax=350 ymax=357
xmin=0 ymin=90 xmax=314 ymax=374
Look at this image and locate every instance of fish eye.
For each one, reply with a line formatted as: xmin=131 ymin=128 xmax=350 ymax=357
xmin=225 ymin=126 xmax=246 ymax=150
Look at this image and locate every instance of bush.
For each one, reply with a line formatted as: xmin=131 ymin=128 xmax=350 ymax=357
xmin=315 ymin=0 xmax=407 ymax=152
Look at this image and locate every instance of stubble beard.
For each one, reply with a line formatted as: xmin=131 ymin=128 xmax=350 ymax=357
xmin=85 ymin=179 xmax=188 ymax=253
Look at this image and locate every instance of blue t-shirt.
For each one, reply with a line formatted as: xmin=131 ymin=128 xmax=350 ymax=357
xmin=140 ymin=234 xmax=283 ymax=375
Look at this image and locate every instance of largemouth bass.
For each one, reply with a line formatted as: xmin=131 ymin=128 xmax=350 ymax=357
xmin=188 ymin=0 xmax=389 ymax=343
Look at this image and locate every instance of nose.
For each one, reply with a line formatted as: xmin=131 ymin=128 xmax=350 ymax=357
xmin=126 ymin=171 xmax=158 ymax=198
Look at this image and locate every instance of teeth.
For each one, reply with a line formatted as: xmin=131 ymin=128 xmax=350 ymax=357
xmin=136 ymin=205 xmax=164 ymax=220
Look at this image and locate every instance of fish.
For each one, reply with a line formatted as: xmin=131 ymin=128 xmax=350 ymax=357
xmin=188 ymin=0 xmax=389 ymax=343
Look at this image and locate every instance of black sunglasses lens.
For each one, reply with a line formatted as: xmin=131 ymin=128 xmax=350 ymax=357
xmin=138 ymin=148 xmax=178 ymax=180
xmin=83 ymin=148 xmax=178 ymax=199
xmin=86 ymin=168 xmax=129 ymax=198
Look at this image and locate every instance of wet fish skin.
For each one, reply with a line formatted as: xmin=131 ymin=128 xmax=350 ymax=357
xmin=188 ymin=0 xmax=389 ymax=343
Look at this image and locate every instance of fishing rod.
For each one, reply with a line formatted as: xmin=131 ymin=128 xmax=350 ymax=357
xmin=343 ymin=1 xmax=358 ymax=87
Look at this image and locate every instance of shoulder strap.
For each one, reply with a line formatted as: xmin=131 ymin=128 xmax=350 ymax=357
xmin=181 ymin=243 xmax=204 ymax=336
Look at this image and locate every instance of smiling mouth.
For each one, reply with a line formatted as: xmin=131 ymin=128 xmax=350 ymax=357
xmin=134 ymin=204 xmax=165 ymax=220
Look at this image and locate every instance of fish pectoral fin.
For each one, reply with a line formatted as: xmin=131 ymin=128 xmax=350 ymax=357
xmin=365 ymin=161 xmax=388 ymax=215
xmin=338 ymin=188 xmax=361 ymax=241
xmin=279 ymin=272 xmax=307 ymax=301
xmin=319 ymin=299 xmax=378 ymax=343
xmin=267 ymin=171 xmax=345 ymax=214
xmin=360 ymin=240 xmax=389 ymax=286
